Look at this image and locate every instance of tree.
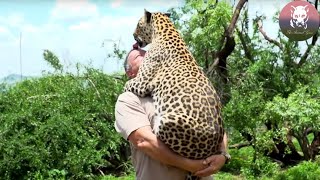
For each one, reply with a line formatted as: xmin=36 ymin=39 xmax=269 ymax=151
xmin=169 ymin=0 xmax=247 ymax=104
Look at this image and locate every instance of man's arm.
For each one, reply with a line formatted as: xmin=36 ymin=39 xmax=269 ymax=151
xmin=128 ymin=126 xmax=206 ymax=173
xmin=115 ymin=92 xmax=227 ymax=175
xmin=115 ymin=92 xmax=206 ymax=173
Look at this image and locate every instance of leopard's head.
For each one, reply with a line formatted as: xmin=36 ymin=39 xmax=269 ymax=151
xmin=133 ymin=9 xmax=170 ymax=48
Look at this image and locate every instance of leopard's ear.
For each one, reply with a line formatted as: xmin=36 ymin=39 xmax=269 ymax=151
xmin=144 ymin=9 xmax=151 ymax=23
xmin=164 ymin=13 xmax=171 ymax=18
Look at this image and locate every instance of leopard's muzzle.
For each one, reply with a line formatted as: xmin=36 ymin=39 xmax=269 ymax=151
xmin=133 ymin=34 xmax=147 ymax=48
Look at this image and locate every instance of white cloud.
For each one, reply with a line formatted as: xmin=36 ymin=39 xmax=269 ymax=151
xmin=111 ymin=0 xmax=122 ymax=8
xmin=0 ymin=13 xmax=24 ymax=27
xmin=23 ymin=24 xmax=39 ymax=33
xmin=0 ymin=26 xmax=18 ymax=46
xmin=151 ymin=0 xmax=181 ymax=9
xmin=0 ymin=0 xmax=185 ymax=78
xmin=2 ymin=13 xmax=24 ymax=27
xmin=10 ymin=13 xmax=136 ymax=77
xmin=68 ymin=21 xmax=92 ymax=31
xmin=0 ymin=26 xmax=8 ymax=33
xmin=50 ymin=0 xmax=99 ymax=22
xmin=64 ymin=14 xmax=138 ymax=57
xmin=109 ymin=0 xmax=181 ymax=10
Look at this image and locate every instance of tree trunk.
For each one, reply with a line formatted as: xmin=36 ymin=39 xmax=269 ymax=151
xmin=205 ymin=0 xmax=248 ymax=105
xmin=310 ymin=131 xmax=320 ymax=160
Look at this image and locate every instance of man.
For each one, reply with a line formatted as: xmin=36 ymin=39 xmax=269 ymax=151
xmin=114 ymin=47 xmax=229 ymax=180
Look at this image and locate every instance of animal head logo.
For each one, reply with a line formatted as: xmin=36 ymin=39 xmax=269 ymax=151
xmin=279 ymin=1 xmax=319 ymax=41
xmin=290 ymin=5 xmax=309 ymax=29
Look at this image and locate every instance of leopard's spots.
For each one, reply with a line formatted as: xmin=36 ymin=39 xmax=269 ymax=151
xmin=126 ymin=10 xmax=224 ymax=165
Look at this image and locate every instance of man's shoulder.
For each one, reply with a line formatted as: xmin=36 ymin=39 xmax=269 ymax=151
xmin=118 ymin=92 xmax=139 ymax=101
xmin=117 ymin=92 xmax=152 ymax=102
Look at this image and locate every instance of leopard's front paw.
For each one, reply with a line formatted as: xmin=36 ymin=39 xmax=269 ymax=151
xmin=124 ymin=82 xmax=132 ymax=92
xmin=124 ymin=79 xmax=149 ymax=97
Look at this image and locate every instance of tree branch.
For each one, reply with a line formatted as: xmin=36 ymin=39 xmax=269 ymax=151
xmin=229 ymin=141 xmax=252 ymax=149
xmin=304 ymin=127 xmax=316 ymax=137
xmin=310 ymin=131 xmax=320 ymax=159
xmin=257 ymin=18 xmax=284 ymax=50
xmin=208 ymin=0 xmax=247 ymax=74
xmin=207 ymin=0 xmax=247 ymax=73
xmin=205 ymin=0 xmax=247 ymax=104
xmin=198 ymin=0 xmax=219 ymax=15
xmin=225 ymin=0 xmax=248 ymax=37
xmin=236 ymin=27 xmax=253 ymax=61
xmin=86 ymin=77 xmax=101 ymax=99
xmin=287 ymin=129 xmax=300 ymax=157
xmin=298 ymin=0 xmax=319 ymax=66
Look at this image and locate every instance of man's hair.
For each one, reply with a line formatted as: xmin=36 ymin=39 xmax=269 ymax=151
xmin=123 ymin=49 xmax=136 ymax=72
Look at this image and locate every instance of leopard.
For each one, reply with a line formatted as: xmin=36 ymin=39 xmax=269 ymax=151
xmin=124 ymin=9 xmax=225 ymax=180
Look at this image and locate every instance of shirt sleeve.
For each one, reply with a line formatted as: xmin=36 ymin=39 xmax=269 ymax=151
xmin=114 ymin=92 xmax=151 ymax=140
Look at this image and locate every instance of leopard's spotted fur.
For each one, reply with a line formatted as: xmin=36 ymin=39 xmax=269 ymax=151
xmin=125 ymin=9 xmax=225 ymax=180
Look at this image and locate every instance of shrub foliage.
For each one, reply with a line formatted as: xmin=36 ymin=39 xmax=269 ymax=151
xmin=0 ymin=50 xmax=127 ymax=179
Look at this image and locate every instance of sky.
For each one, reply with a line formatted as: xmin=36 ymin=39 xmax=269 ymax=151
xmin=0 ymin=0 xmax=184 ymax=78
xmin=0 ymin=0 xmax=295 ymax=79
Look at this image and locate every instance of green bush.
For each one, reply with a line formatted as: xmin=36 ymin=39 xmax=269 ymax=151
xmin=240 ymin=156 xmax=280 ymax=179
xmin=275 ymin=161 xmax=320 ymax=180
xmin=224 ymin=147 xmax=280 ymax=179
xmin=214 ymin=172 xmax=244 ymax=180
xmin=101 ymin=171 xmax=135 ymax=180
xmin=223 ymin=147 xmax=254 ymax=174
xmin=0 ymin=68 xmax=128 ymax=179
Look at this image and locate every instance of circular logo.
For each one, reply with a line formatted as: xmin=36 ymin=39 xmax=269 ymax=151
xmin=279 ymin=1 xmax=319 ymax=41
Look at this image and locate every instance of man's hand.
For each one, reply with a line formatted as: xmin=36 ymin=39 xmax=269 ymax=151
xmin=183 ymin=159 xmax=207 ymax=174
xmin=130 ymin=126 xmax=228 ymax=177
xmin=194 ymin=155 xmax=226 ymax=177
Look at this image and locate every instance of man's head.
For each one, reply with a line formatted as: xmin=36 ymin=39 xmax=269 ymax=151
xmin=124 ymin=48 xmax=146 ymax=79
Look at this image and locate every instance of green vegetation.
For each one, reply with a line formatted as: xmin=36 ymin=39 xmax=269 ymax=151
xmin=0 ymin=0 xmax=319 ymax=179
xmin=0 ymin=50 xmax=128 ymax=179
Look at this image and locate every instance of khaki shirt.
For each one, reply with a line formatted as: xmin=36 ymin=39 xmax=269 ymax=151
xmin=115 ymin=92 xmax=213 ymax=180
